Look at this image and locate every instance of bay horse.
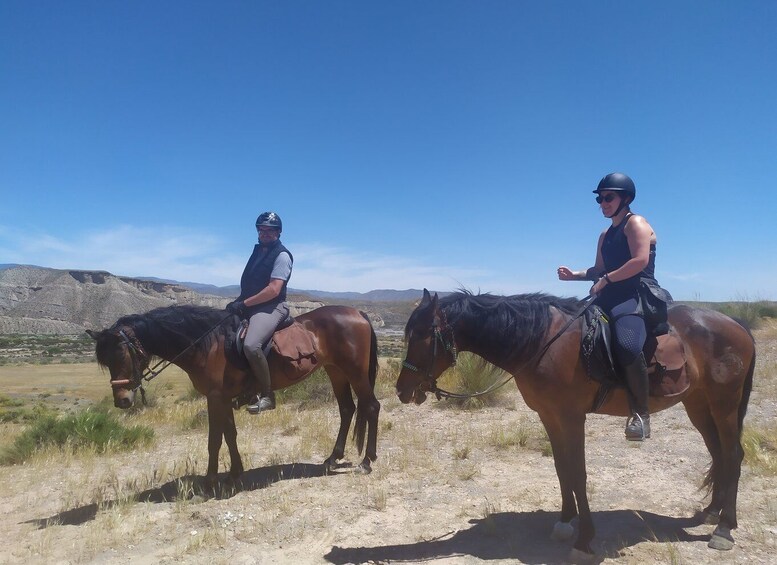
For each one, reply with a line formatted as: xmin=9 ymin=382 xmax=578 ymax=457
xmin=88 ymin=304 xmax=380 ymax=488
xmin=396 ymin=289 xmax=755 ymax=561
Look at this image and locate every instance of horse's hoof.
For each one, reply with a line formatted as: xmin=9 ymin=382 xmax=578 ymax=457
xmin=551 ymin=521 xmax=575 ymax=541
xmin=708 ymin=526 xmax=734 ymax=550
xmin=568 ymin=547 xmax=596 ymax=564
xmin=355 ymin=462 xmax=372 ymax=475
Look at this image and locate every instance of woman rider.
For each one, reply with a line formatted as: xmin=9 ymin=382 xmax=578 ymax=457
xmin=557 ymin=172 xmax=672 ymax=441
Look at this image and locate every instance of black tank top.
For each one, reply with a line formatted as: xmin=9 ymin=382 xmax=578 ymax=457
xmin=599 ymin=214 xmax=657 ymax=306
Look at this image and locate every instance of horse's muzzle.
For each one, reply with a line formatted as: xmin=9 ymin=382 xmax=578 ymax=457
xmin=396 ymin=387 xmax=427 ymax=405
xmin=114 ymin=395 xmax=133 ymax=409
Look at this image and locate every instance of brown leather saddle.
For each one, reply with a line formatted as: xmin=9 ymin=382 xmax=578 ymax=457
xmin=236 ymin=315 xmax=318 ymax=381
xmin=581 ymin=305 xmax=688 ymax=411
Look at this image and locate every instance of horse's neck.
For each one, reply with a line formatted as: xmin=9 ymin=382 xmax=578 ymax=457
xmin=138 ymin=328 xmax=199 ymax=370
xmin=449 ymin=307 xmax=547 ymax=373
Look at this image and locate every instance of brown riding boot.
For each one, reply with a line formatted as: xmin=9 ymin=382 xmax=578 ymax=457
xmin=623 ymin=353 xmax=651 ymax=441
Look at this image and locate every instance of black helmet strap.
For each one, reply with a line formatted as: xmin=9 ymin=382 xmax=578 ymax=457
xmin=606 ymin=193 xmax=631 ymax=218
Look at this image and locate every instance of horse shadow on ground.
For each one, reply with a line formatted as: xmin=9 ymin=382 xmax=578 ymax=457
xmin=24 ymin=460 xmax=354 ymax=529
xmin=324 ymin=508 xmax=711 ymax=564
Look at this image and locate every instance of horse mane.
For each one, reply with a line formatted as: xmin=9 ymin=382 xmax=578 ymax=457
xmin=409 ymin=289 xmax=584 ymax=365
xmin=109 ymin=304 xmax=233 ymax=361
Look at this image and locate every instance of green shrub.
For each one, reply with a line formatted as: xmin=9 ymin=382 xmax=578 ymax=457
xmin=0 ymin=408 xmax=154 ymax=465
xmin=707 ymin=300 xmax=777 ymax=329
xmin=742 ymin=426 xmax=777 ymax=475
xmin=276 ymin=367 xmax=333 ymax=408
xmin=436 ymin=352 xmax=514 ymax=409
xmin=0 ymin=398 xmax=57 ymax=424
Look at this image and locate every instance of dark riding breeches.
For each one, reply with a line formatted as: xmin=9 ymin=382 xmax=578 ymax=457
xmin=608 ymin=298 xmax=647 ymax=366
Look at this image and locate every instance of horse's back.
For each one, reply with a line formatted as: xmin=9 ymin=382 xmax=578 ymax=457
xmin=296 ymin=304 xmax=371 ymax=328
xmin=668 ymin=304 xmax=755 ymax=385
xmin=669 ymin=304 xmax=753 ymax=343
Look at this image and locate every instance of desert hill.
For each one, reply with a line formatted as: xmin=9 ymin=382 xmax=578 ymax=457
xmin=0 ymin=266 xmax=335 ymax=334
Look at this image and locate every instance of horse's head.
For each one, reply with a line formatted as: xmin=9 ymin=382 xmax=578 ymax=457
xmin=86 ymin=327 xmax=149 ymax=409
xmin=396 ymin=289 xmax=457 ymax=405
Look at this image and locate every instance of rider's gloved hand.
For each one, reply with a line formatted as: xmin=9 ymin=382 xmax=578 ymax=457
xmin=226 ymin=300 xmax=246 ymax=317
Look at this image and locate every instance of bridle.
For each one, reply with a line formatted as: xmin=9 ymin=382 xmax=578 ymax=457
xmin=110 ymin=329 xmax=152 ymax=404
xmin=401 ymin=295 xmax=597 ymax=401
xmin=401 ymin=314 xmax=459 ymax=398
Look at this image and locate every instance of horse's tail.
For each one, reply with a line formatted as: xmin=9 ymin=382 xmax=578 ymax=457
xmin=353 ymin=311 xmax=379 ymax=455
xmin=735 ymin=322 xmax=756 ymax=439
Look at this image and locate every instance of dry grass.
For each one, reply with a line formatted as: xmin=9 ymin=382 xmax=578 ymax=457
xmin=1 ymin=323 xmax=776 ymax=564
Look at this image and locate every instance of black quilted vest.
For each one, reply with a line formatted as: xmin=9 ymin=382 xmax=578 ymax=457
xmin=238 ymin=240 xmax=293 ymax=309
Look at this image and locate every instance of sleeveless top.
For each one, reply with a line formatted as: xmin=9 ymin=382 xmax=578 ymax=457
xmin=239 ymin=240 xmax=293 ymax=310
xmin=599 ymin=213 xmax=658 ymax=307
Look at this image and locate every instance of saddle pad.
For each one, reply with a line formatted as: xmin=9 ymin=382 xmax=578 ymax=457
xmin=646 ymin=330 xmax=689 ymax=397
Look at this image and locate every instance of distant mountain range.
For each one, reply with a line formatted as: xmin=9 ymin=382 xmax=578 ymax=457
xmin=1 ymin=265 xmax=429 ymax=302
xmin=134 ymin=276 xmax=428 ymax=302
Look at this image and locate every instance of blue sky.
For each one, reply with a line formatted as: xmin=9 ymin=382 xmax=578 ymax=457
xmin=2 ymin=1 xmax=775 ymax=301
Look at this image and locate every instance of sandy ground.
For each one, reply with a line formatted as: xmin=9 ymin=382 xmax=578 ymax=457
xmin=1 ymin=327 xmax=776 ymax=565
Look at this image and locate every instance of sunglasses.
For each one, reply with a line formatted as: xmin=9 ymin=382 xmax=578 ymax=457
xmin=595 ymin=193 xmax=619 ymax=204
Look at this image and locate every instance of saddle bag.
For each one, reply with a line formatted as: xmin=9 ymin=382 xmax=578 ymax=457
xmin=639 ymin=280 xmax=673 ymax=337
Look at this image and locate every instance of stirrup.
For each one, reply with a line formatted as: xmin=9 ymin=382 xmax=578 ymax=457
xmin=625 ymin=413 xmax=651 ymax=441
xmin=247 ymin=395 xmax=276 ymax=414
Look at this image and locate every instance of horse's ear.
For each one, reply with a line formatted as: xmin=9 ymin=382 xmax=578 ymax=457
xmin=421 ymin=288 xmax=432 ymax=305
xmin=85 ymin=329 xmax=99 ymax=340
xmin=431 ymin=292 xmax=439 ymax=309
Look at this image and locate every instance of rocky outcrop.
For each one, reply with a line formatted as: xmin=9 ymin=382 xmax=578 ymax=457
xmin=0 ymin=266 xmax=384 ymax=334
xmin=0 ymin=266 xmax=224 ymax=333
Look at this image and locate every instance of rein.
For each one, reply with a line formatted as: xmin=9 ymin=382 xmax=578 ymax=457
xmin=404 ymin=295 xmax=596 ymax=401
xmin=111 ymin=314 xmax=232 ymax=403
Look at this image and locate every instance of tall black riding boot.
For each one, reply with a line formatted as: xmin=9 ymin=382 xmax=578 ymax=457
xmin=246 ymin=350 xmax=276 ymax=414
xmin=624 ymin=352 xmax=651 ymax=441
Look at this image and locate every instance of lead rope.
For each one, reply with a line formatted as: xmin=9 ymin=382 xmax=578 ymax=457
xmin=430 ymin=295 xmax=597 ymax=401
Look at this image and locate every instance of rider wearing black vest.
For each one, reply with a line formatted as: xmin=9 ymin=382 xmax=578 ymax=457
xmin=226 ymin=211 xmax=293 ymax=414
xmin=557 ymin=173 xmax=672 ymax=441
xmin=239 ymin=239 xmax=293 ymax=315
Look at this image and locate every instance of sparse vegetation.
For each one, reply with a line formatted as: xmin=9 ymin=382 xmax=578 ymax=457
xmin=742 ymin=425 xmax=777 ymax=475
xmin=0 ymin=333 xmax=95 ymax=365
xmin=0 ymin=395 xmax=56 ymax=423
xmin=0 ymin=407 xmax=154 ymax=465
xmin=435 ymin=352 xmax=514 ymax=409
xmin=680 ymin=299 xmax=777 ymax=329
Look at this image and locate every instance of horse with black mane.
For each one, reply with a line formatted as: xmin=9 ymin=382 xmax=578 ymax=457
xmin=88 ymin=303 xmax=380 ymax=489
xmin=396 ymin=289 xmax=755 ymax=561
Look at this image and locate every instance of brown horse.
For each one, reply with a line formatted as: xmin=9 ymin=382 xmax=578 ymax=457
xmin=88 ymin=304 xmax=380 ymax=488
xmin=396 ymin=289 xmax=755 ymax=561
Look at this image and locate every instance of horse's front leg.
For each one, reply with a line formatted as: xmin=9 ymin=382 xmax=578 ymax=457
xmin=223 ymin=399 xmax=244 ymax=482
xmin=542 ymin=412 xmax=595 ymax=560
xmin=205 ymin=394 xmax=226 ymax=490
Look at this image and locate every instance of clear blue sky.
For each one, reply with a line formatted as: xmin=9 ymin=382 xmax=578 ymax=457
xmin=2 ymin=1 xmax=775 ymax=301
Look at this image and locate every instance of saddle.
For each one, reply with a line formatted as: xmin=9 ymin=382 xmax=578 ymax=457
xmin=581 ymin=305 xmax=688 ymax=412
xmin=236 ymin=315 xmax=318 ymax=382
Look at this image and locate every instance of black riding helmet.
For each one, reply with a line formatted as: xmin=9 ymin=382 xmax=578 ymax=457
xmin=256 ymin=211 xmax=282 ymax=233
xmin=593 ymin=172 xmax=636 ymax=202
